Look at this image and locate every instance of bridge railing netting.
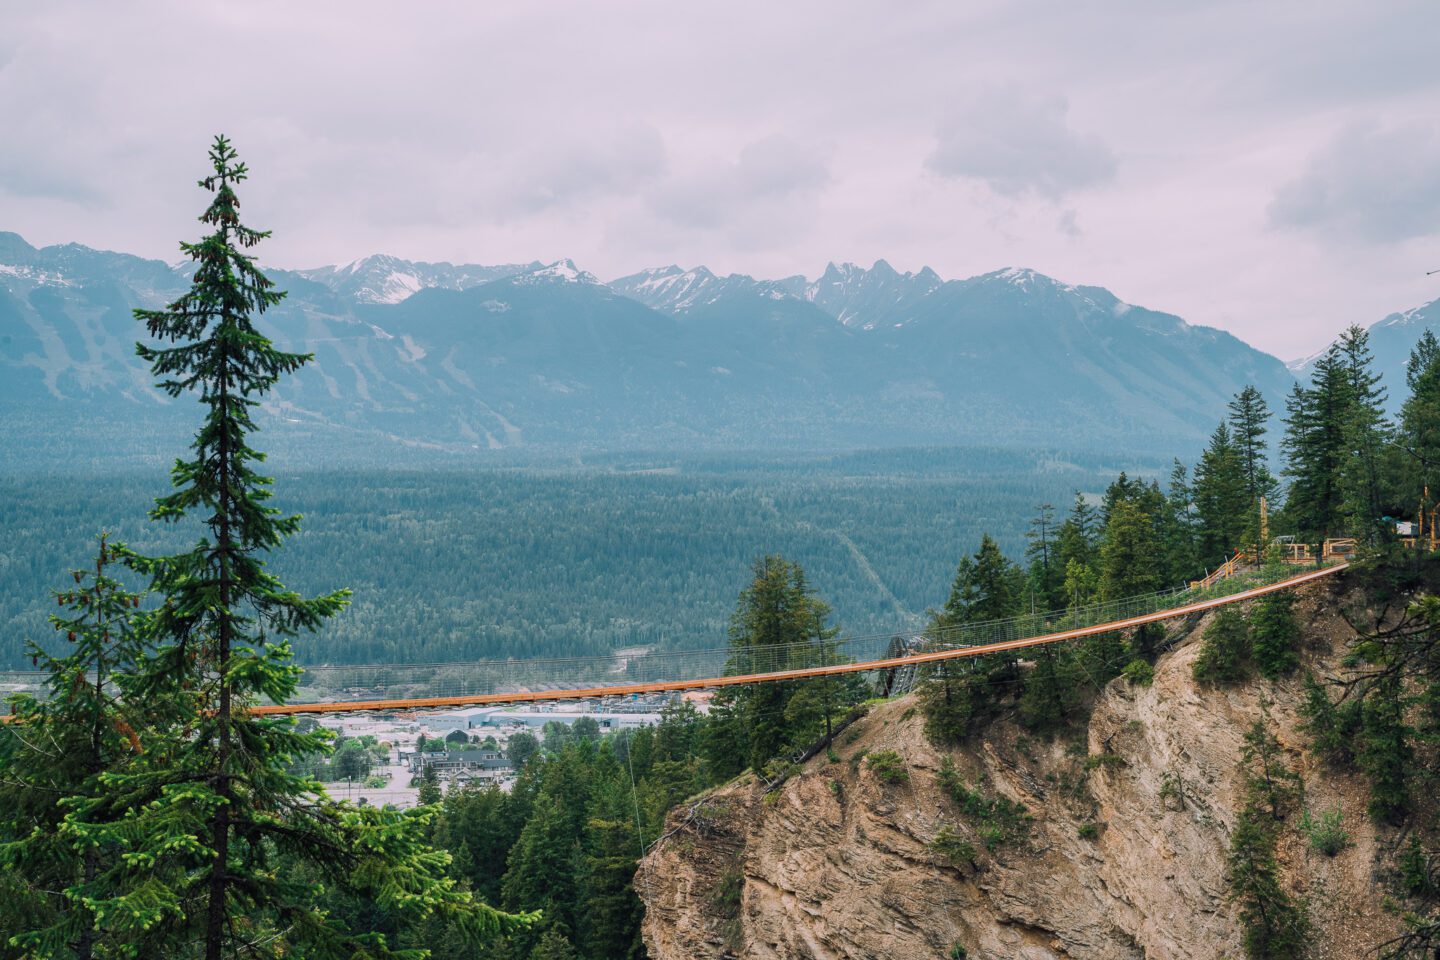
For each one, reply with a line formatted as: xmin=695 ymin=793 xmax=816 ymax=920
xmin=0 ymin=561 xmax=1332 ymax=712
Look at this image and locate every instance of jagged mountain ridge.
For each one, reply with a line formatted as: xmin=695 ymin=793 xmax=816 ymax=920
xmin=2 ymin=229 xmax=1306 ymax=461
xmin=608 ymin=258 xmax=942 ymax=330
xmin=293 ymin=253 xmax=543 ymax=305
xmin=1290 ymin=295 xmax=1440 ymax=413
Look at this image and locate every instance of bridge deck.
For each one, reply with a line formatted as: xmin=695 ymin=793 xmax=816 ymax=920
xmin=250 ymin=563 xmax=1346 ymax=716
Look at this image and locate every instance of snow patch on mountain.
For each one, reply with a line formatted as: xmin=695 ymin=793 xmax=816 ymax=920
xmin=513 ymin=259 xmax=601 ymax=285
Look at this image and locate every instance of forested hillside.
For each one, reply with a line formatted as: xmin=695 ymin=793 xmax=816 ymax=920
xmin=0 ymin=447 xmax=1168 ymax=669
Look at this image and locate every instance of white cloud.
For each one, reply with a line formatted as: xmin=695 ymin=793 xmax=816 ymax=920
xmin=647 ymin=135 xmax=831 ymax=245
xmin=1269 ymin=120 xmax=1440 ymax=243
xmin=3 ymin=0 xmax=1440 ymax=359
xmin=926 ymin=89 xmax=1116 ymax=200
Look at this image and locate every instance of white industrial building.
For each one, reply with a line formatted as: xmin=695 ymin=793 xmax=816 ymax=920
xmin=418 ymin=706 xmax=664 ymax=731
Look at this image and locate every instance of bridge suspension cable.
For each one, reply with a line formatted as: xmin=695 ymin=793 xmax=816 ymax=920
xmin=243 ymin=562 xmax=1345 ymax=716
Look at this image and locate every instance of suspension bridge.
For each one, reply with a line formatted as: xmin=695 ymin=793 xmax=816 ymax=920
xmin=244 ymin=561 xmax=1345 ymax=716
xmin=0 ymin=561 xmax=1346 ymax=719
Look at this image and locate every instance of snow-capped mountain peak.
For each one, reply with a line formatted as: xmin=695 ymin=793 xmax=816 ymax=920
xmin=294 ymin=255 xmax=542 ymax=304
xmin=514 ymin=259 xmax=601 ymax=285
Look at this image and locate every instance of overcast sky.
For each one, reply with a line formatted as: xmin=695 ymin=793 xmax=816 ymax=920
xmin=3 ymin=1 xmax=1438 ymax=359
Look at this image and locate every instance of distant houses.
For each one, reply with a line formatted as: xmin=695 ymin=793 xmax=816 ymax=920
xmin=407 ymin=747 xmax=513 ymax=781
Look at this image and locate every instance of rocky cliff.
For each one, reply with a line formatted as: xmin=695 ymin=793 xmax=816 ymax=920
xmin=638 ymin=580 xmax=1406 ymax=959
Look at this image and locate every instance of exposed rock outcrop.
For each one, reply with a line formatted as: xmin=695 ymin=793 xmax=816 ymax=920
xmin=639 ymin=581 xmax=1405 ymax=959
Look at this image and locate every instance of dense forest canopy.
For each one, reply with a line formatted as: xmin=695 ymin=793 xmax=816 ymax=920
xmin=0 ymin=448 xmax=1172 ymax=669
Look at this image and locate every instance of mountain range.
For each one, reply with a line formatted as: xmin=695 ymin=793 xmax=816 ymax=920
xmin=2 ymin=229 xmax=1431 ymax=467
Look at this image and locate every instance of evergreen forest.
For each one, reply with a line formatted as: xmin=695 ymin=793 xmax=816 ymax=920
xmin=4 ymin=137 xmax=1440 ymax=960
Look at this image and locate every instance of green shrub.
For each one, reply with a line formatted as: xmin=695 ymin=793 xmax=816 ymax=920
xmin=1250 ymin=591 xmax=1301 ymax=679
xmin=711 ymin=868 xmax=744 ymax=917
xmin=1077 ymin=822 xmax=1100 ymax=841
xmin=1121 ymin=658 xmax=1154 ymax=687
xmin=1159 ymin=771 xmax=1185 ymax=810
xmin=1083 ymin=752 xmax=1125 ymax=772
xmin=1297 ymin=673 xmax=1361 ymax=767
xmin=928 ymin=825 xmax=976 ymax=866
xmin=949 ymin=943 xmax=969 ymax=959
xmin=1300 ymin=805 xmax=1349 ymax=856
xmin=866 ymin=750 xmax=910 ymax=784
xmin=1400 ymin=836 xmax=1436 ymax=898
xmin=1192 ymin=608 xmax=1251 ymax=685
xmin=936 ymin=757 xmax=1030 ymax=849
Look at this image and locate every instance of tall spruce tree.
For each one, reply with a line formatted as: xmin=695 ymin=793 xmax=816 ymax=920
xmin=0 ymin=536 xmax=146 ymax=959
xmin=1193 ymin=422 xmax=1250 ymax=566
xmin=1099 ymin=500 xmax=1163 ymax=602
xmin=1228 ymin=385 xmax=1278 ymax=544
xmin=919 ymin=536 xmax=1024 ymax=742
xmin=1282 ymin=347 xmax=1352 ymax=540
xmin=715 ymin=555 xmax=843 ymax=772
xmin=1025 ymin=503 xmax=1064 ymax=612
xmin=1398 ymin=330 xmax=1440 ymax=525
xmin=942 ymin=534 xmax=1021 ymax=624
xmin=1335 ymin=325 xmax=1390 ymax=543
xmin=1162 ymin=459 xmax=1198 ymax=583
xmin=74 ymin=136 xmax=524 ymax=958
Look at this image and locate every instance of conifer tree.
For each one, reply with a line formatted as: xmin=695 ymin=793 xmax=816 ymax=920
xmin=1250 ymin=592 xmax=1301 ymax=680
xmin=1226 ymin=716 xmax=1307 ymax=959
xmin=919 ymin=536 xmax=1023 ymax=741
xmin=0 ymin=535 xmax=146 ymax=959
xmin=502 ymin=795 xmax=581 ymax=953
xmin=944 ymin=534 xmax=1020 ymax=624
xmin=1398 ymin=330 xmax=1440 ymax=521
xmin=1193 ymin=422 xmax=1250 ymax=565
xmin=1019 ymin=643 xmax=1079 ymax=735
xmin=1358 ymin=672 xmax=1412 ymax=824
xmin=1099 ymin=500 xmax=1163 ymax=601
xmin=1101 ymin=472 xmax=1141 ymax=525
xmin=1193 ymin=608 xmax=1251 ymax=685
xmin=1024 ymin=503 xmax=1064 ymax=611
xmin=1162 ymin=459 xmax=1199 ymax=583
xmin=1282 ymin=348 xmax=1353 ymax=539
xmin=1227 ymin=718 xmax=1308 ymax=960
xmin=1335 ymin=325 xmax=1390 ymax=543
xmin=1238 ymin=717 xmax=1301 ymax=821
xmin=715 ymin=556 xmax=841 ymax=772
xmin=73 ymin=136 xmax=524 ymax=958
xmin=528 ymin=928 xmax=580 ymax=960
xmin=1228 ymin=386 xmax=1279 ymax=543
xmin=581 ymin=759 xmax=646 ymax=960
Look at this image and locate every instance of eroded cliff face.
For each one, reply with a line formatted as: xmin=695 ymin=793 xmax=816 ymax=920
xmin=639 ymin=582 xmax=1403 ymax=959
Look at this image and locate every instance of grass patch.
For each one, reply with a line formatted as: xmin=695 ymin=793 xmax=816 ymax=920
xmin=937 ymin=757 xmax=1030 ymax=849
xmin=866 ymin=750 xmax=910 ymax=785
xmin=1301 ymin=805 xmax=1350 ymax=857
xmin=928 ymin=824 xmax=977 ymax=867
